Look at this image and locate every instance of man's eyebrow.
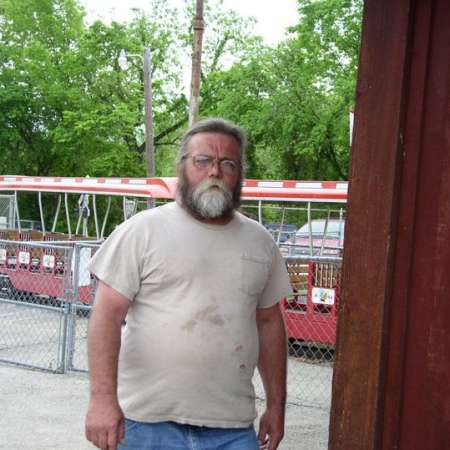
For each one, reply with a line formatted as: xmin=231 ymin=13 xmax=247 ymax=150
xmin=196 ymin=154 xmax=237 ymax=160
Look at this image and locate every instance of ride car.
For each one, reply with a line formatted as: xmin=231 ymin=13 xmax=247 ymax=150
xmin=264 ymin=222 xmax=297 ymax=244
xmin=280 ymin=219 xmax=345 ymax=257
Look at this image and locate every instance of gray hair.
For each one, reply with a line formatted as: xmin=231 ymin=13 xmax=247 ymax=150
xmin=177 ymin=118 xmax=247 ymax=174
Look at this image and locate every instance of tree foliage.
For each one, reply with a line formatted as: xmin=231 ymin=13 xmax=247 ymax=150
xmin=0 ymin=0 xmax=363 ymax=182
xmin=201 ymin=0 xmax=363 ymax=180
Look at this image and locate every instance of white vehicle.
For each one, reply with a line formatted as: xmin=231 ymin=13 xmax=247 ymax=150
xmin=281 ymin=219 xmax=346 ymax=257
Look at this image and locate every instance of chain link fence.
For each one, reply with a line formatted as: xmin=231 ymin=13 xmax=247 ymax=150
xmin=0 ymin=194 xmax=15 ymax=229
xmin=252 ymin=256 xmax=340 ymax=409
xmin=0 ymin=239 xmax=340 ymax=411
xmin=0 ymin=240 xmax=74 ymax=372
xmin=0 ymin=240 xmax=100 ymax=373
xmin=67 ymin=243 xmax=98 ymax=373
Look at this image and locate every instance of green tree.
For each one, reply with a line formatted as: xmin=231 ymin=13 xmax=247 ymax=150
xmin=268 ymin=0 xmax=362 ymax=180
xmin=0 ymin=0 xmax=362 ymax=182
xmin=201 ymin=0 xmax=363 ymax=181
xmin=0 ymin=0 xmax=86 ymax=175
xmin=0 ymin=0 xmax=262 ymax=179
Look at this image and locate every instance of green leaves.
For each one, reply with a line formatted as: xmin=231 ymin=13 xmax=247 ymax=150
xmin=201 ymin=0 xmax=362 ymax=181
xmin=0 ymin=0 xmax=362 ymax=185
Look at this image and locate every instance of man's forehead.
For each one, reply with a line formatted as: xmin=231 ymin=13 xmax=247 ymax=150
xmin=187 ymin=132 xmax=240 ymax=153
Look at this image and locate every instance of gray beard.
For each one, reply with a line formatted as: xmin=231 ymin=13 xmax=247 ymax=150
xmin=180 ymin=177 xmax=235 ymax=220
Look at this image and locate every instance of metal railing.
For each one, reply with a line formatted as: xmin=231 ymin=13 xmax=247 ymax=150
xmin=0 ymin=240 xmax=74 ymax=372
xmin=0 ymin=241 xmax=97 ymax=373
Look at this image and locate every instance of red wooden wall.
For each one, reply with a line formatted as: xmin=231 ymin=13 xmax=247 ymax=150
xmin=329 ymin=0 xmax=450 ymax=449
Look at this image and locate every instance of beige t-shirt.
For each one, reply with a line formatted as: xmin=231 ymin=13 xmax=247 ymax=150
xmin=88 ymin=202 xmax=292 ymax=428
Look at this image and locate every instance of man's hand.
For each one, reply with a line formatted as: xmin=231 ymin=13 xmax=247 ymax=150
xmin=85 ymin=394 xmax=125 ymax=450
xmin=258 ymin=405 xmax=285 ymax=450
xmin=256 ymin=303 xmax=287 ymax=450
xmin=86 ymin=282 xmax=130 ymax=449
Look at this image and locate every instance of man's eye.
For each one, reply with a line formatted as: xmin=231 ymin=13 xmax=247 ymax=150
xmin=221 ymin=160 xmax=236 ymax=170
xmin=195 ymin=156 xmax=212 ymax=166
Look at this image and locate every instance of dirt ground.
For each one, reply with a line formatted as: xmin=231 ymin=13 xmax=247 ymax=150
xmin=0 ymin=364 xmax=329 ymax=450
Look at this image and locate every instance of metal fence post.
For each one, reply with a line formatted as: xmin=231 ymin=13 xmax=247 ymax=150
xmin=57 ymin=299 xmax=71 ymax=374
xmin=65 ymin=244 xmax=80 ymax=372
xmin=56 ymin=246 xmax=73 ymax=373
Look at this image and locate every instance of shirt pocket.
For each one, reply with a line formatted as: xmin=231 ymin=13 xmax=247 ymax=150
xmin=240 ymin=253 xmax=270 ymax=296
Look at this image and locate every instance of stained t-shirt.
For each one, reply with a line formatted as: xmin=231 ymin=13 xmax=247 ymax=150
xmin=88 ymin=201 xmax=292 ymax=428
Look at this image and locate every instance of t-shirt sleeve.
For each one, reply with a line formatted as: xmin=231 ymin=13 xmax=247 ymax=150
xmin=88 ymin=218 xmax=143 ymax=301
xmin=257 ymin=242 xmax=292 ymax=309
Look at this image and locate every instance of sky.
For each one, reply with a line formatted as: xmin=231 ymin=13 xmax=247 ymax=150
xmin=79 ymin=0 xmax=299 ymax=46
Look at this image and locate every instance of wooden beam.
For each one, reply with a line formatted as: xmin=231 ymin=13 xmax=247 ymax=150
xmin=329 ymin=0 xmax=411 ymax=448
xmin=329 ymin=0 xmax=450 ymax=448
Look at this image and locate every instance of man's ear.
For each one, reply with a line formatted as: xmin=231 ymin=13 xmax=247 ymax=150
xmin=176 ymin=165 xmax=183 ymax=179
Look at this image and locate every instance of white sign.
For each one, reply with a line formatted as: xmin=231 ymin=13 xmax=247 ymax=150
xmin=43 ymin=254 xmax=55 ymax=269
xmin=0 ymin=248 xmax=6 ymax=264
xmin=312 ymin=287 xmax=335 ymax=305
xmin=18 ymin=251 xmax=30 ymax=265
xmin=72 ymin=247 xmax=92 ymax=287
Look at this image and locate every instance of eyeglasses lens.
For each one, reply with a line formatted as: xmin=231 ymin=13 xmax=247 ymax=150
xmin=192 ymin=156 xmax=236 ymax=174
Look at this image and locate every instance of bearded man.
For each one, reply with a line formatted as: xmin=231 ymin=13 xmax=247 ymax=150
xmin=85 ymin=118 xmax=292 ymax=450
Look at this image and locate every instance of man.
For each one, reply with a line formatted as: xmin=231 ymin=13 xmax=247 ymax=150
xmin=85 ymin=118 xmax=292 ymax=450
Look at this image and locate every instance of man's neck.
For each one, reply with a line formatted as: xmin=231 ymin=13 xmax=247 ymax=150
xmin=197 ymin=215 xmax=234 ymax=225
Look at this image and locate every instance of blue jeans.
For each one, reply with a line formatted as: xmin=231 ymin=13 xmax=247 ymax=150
xmin=117 ymin=419 xmax=259 ymax=450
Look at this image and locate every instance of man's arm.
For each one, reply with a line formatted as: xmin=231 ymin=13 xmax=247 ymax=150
xmin=256 ymin=302 xmax=287 ymax=450
xmin=85 ymin=281 xmax=130 ymax=450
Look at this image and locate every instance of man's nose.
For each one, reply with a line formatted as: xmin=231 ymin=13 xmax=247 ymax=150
xmin=207 ymin=159 xmax=222 ymax=177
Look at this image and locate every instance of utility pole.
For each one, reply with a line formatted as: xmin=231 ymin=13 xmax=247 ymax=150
xmin=118 ymin=48 xmax=155 ymax=178
xmin=188 ymin=0 xmax=205 ymax=127
xmin=142 ymin=48 xmax=155 ymax=178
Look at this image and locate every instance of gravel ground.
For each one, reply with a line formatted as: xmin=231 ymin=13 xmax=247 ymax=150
xmin=0 ymin=364 xmax=330 ymax=450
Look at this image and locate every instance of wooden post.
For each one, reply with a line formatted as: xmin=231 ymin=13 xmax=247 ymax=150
xmin=143 ymin=48 xmax=154 ymax=178
xmin=188 ymin=0 xmax=204 ymax=127
xmin=329 ymin=0 xmax=450 ymax=449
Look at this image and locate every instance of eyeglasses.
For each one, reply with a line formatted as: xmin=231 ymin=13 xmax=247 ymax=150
xmin=185 ymin=154 xmax=238 ymax=174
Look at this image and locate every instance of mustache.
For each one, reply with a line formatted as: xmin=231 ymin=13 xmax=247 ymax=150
xmin=195 ymin=177 xmax=231 ymax=194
